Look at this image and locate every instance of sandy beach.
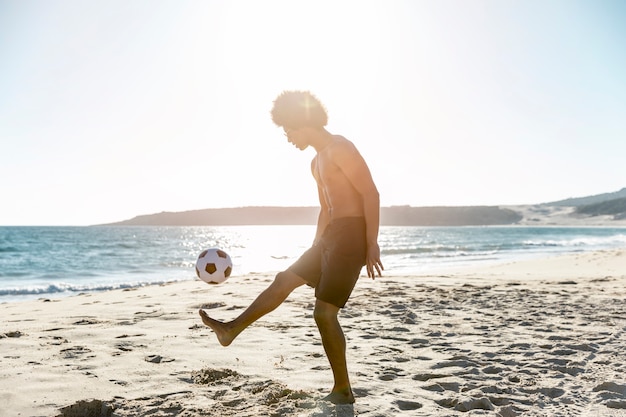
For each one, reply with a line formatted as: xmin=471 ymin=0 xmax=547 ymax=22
xmin=1 ymin=249 xmax=626 ymax=417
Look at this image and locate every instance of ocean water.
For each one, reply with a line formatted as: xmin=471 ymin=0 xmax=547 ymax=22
xmin=1 ymin=225 xmax=625 ymax=303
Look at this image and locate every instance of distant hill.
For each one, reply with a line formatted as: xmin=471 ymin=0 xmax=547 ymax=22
xmin=380 ymin=206 xmax=522 ymax=226
xmin=546 ymin=187 xmax=626 ymax=207
xmin=103 ymin=207 xmax=320 ymax=226
xmin=102 ymin=206 xmax=523 ymax=227
xmin=99 ymin=187 xmax=626 ymax=227
xmin=575 ymin=197 xmax=626 ymax=220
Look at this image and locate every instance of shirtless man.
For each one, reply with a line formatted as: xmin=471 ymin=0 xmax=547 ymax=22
xmin=199 ymin=90 xmax=383 ymax=404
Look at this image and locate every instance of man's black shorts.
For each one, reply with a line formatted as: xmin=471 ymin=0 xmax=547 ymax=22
xmin=288 ymin=217 xmax=366 ymax=308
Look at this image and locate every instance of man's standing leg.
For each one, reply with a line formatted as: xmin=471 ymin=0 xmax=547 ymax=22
xmin=314 ymin=299 xmax=355 ymax=404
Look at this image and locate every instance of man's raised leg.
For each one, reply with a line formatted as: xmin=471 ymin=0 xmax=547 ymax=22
xmin=314 ymin=299 xmax=355 ymax=404
xmin=199 ymin=270 xmax=306 ymax=346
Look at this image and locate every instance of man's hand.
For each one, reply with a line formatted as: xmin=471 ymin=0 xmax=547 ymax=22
xmin=366 ymin=243 xmax=384 ymax=279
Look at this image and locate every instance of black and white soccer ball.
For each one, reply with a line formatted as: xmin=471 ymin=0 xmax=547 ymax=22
xmin=195 ymin=248 xmax=233 ymax=284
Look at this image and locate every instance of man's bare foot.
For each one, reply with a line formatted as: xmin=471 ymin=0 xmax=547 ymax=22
xmin=321 ymin=389 xmax=355 ymax=404
xmin=198 ymin=309 xmax=236 ymax=347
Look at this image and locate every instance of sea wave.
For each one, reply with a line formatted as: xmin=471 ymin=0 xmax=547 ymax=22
xmin=523 ymin=234 xmax=626 ymax=248
xmin=0 ymin=279 xmax=187 ymax=298
xmin=381 ymin=246 xmax=470 ymax=255
xmin=0 ymin=246 xmax=20 ymax=253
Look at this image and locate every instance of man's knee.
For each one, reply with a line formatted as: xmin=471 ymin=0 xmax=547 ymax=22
xmin=313 ymin=299 xmax=339 ymax=326
xmin=272 ymin=270 xmax=306 ymax=294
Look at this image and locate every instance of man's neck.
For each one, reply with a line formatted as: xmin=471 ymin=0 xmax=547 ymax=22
xmin=310 ymin=128 xmax=333 ymax=152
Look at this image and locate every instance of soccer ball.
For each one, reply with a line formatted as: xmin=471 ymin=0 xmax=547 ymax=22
xmin=195 ymin=248 xmax=233 ymax=284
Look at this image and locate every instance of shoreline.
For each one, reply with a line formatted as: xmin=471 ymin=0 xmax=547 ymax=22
xmin=2 ymin=224 xmax=625 ymax=306
xmin=3 ymin=236 xmax=626 ymax=306
xmin=1 ymin=249 xmax=625 ymax=416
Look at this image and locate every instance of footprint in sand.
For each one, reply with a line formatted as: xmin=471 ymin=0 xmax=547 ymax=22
xmin=377 ymin=366 xmax=406 ymax=381
xmin=144 ymin=354 xmax=174 ymax=363
xmin=408 ymin=338 xmax=429 ymax=347
xmin=431 ymin=358 xmax=477 ymax=370
xmin=352 ymin=387 xmax=369 ymax=397
xmin=605 ymin=400 xmax=626 ymax=409
xmin=109 ymin=379 xmax=129 ymax=386
xmin=1 ymin=330 xmax=25 ymax=338
xmin=593 ymin=380 xmax=626 ymax=408
xmin=134 ymin=310 xmax=164 ymax=319
xmin=60 ymin=346 xmax=92 ymax=359
xmin=40 ymin=335 xmax=68 ymax=346
xmin=422 ymin=381 xmax=461 ymax=393
xmin=394 ymin=399 xmax=422 ymax=410
xmin=114 ymin=341 xmax=147 ymax=353
xmin=437 ymin=396 xmax=495 ymax=412
xmin=412 ymin=372 xmax=449 ymax=381
xmin=115 ymin=333 xmax=146 ymax=339
xmin=73 ymin=318 xmax=101 ymax=325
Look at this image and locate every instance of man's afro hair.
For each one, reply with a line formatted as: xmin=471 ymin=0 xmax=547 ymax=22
xmin=271 ymin=90 xmax=328 ymax=129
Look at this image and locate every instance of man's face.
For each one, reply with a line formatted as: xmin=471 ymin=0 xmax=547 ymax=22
xmin=283 ymin=127 xmax=307 ymax=150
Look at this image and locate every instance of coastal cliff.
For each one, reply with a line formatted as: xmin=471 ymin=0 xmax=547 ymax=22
xmin=103 ymin=206 xmax=522 ymax=226
xmin=100 ymin=187 xmax=626 ymax=227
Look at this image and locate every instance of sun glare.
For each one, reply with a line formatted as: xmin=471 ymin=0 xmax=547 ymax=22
xmin=210 ymin=2 xmax=389 ymax=107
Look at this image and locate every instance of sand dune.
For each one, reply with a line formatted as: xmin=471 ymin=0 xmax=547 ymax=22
xmin=1 ymin=250 xmax=626 ymax=416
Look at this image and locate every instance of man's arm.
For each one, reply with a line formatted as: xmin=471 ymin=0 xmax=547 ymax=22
xmin=333 ymin=142 xmax=383 ymax=278
xmin=312 ymin=158 xmax=331 ymax=245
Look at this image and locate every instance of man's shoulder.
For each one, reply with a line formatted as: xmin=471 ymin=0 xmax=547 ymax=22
xmin=324 ymin=136 xmax=363 ymax=168
xmin=329 ymin=135 xmax=357 ymax=152
xmin=331 ymin=134 xmax=350 ymax=143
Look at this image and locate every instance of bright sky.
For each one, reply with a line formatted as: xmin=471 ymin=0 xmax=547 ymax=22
xmin=1 ymin=0 xmax=625 ymax=226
